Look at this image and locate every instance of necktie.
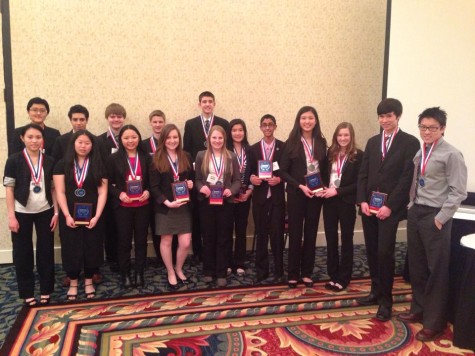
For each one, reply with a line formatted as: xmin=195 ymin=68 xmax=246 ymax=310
xmin=205 ymin=120 xmax=210 ymax=133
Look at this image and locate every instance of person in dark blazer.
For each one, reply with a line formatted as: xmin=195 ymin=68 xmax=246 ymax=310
xmin=248 ymin=114 xmax=285 ymax=283
xmin=9 ymin=97 xmax=60 ymax=157
xmin=51 ymin=104 xmax=89 ymax=162
xmin=107 ymin=125 xmax=151 ymax=289
xmin=321 ymin=122 xmax=363 ymax=292
xmin=226 ymin=119 xmax=253 ymax=277
xmin=149 ymin=124 xmax=194 ymax=290
xmin=280 ymin=106 xmax=328 ymax=289
xmin=4 ymin=124 xmax=58 ymax=307
xmin=98 ymin=103 xmax=127 ymax=268
xmin=356 ymin=98 xmax=419 ymax=322
xmin=194 ymin=125 xmax=241 ymax=287
xmin=140 ymin=110 xmax=172 ymax=265
xmin=183 ymin=91 xmax=229 ymax=264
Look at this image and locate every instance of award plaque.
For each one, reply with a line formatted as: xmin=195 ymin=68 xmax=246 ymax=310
xmin=305 ymin=172 xmax=324 ymax=193
xmin=209 ymin=185 xmax=224 ymax=205
xmin=127 ymin=179 xmax=143 ymax=200
xmin=369 ymin=191 xmax=388 ymax=214
xmin=73 ymin=202 xmax=93 ymax=225
xmin=172 ymin=181 xmax=190 ymax=202
xmin=258 ymin=160 xmax=273 ymax=179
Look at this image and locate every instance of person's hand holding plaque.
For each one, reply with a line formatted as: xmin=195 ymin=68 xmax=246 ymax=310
xmin=172 ymin=181 xmax=190 ymax=202
xmin=299 ymin=184 xmax=316 ymax=198
xmin=267 ymin=175 xmax=281 ymax=187
xmin=200 ymin=185 xmax=211 ymax=198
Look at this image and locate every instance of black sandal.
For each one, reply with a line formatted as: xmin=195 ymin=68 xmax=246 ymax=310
xmin=24 ymin=298 xmax=37 ymax=307
xmin=39 ymin=295 xmax=51 ymax=305
xmin=67 ymin=285 xmax=78 ymax=301
xmin=85 ymin=283 xmax=96 ymax=299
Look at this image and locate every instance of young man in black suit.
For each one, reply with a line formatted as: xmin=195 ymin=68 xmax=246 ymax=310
xmin=356 ymin=98 xmax=419 ymax=321
xmin=248 ymin=114 xmax=285 ymax=283
xmin=9 ymin=97 xmax=60 ymax=156
xmin=52 ymin=104 xmax=89 ymax=162
xmin=183 ymin=91 xmax=229 ymax=263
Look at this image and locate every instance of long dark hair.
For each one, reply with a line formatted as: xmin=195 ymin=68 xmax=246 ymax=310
xmin=226 ymin=118 xmax=249 ymax=150
xmin=114 ymin=124 xmax=145 ymax=177
xmin=64 ymin=130 xmax=105 ymax=187
xmin=286 ymin=106 xmax=327 ymax=160
xmin=153 ymin=124 xmax=191 ymax=173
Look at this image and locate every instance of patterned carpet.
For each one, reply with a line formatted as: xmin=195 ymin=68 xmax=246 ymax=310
xmin=2 ymin=277 xmax=473 ymax=355
xmin=0 ymin=243 xmax=407 ymax=350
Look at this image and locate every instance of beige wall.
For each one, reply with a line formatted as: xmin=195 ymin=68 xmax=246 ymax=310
xmin=1 ymin=1 xmax=387 ymax=262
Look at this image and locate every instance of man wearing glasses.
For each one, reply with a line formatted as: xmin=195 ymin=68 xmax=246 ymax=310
xmin=9 ymin=97 xmax=60 ymax=156
xmin=398 ymin=107 xmax=467 ymax=342
xmin=248 ymin=114 xmax=285 ymax=284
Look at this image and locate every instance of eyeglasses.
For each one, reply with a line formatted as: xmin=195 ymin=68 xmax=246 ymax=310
xmin=260 ymin=124 xmax=275 ymax=129
xmin=418 ymin=125 xmax=441 ymax=132
xmin=29 ymin=109 xmax=47 ymax=114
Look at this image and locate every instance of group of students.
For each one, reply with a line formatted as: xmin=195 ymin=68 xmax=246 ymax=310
xmin=4 ymin=93 xmax=467 ymax=344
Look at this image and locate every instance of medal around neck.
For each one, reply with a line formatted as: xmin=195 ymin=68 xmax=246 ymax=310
xmin=33 ymin=185 xmax=42 ymax=193
xmin=258 ymin=160 xmax=273 ymax=179
xmin=209 ymin=185 xmax=224 ymax=205
xmin=305 ymin=171 xmax=324 ymax=193
xmin=172 ymin=181 xmax=190 ymax=202
xmin=75 ymin=188 xmax=86 ymax=197
xmin=369 ymin=191 xmax=388 ymax=214
xmin=73 ymin=202 xmax=93 ymax=226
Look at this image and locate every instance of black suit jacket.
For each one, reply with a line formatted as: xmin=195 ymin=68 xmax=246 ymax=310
xmin=357 ymin=130 xmax=419 ymax=217
xmin=280 ymin=142 xmax=328 ymax=194
xmin=149 ymin=152 xmax=194 ymax=214
xmin=106 ymin=150 xmax=151 ymax=209
xmin=3 ymin=151 xmax=55 ymax=207
xmin=51 ymin=131 xmax=73 ymax=162
xmin=9 ymin=125 xmax=60 ymax=157
xmin=323 ymin=149 xmax=363 ymax=205
xmin=248 ymin=139 xmax=285 ymax=205
xmin=140 ymin=136 xmax=158 ymax=156
xmin=183 ymin=116 xmax=229 ymax=161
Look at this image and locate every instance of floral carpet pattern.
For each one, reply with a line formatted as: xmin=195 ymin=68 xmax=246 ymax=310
xmin=3 ymin=277 xmax=473 ymax=355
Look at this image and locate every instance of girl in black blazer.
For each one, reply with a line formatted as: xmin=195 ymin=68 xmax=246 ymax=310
xmin=321 ymin=122 xmax=363 ymax=291
xmin=149 ymin=124 xmax=194 ymax=290
xmin=107 ymin=125 xmax=151 ymax=288
xmin=280 ymin=106 xmax=327 ymax=288
xmin=4 ymin=124 xmax=58 ymax=306
xmin=195 ymin=125 xmax=241 ymax=287
xmin=226 ymin=119 xmax=252 ymax=276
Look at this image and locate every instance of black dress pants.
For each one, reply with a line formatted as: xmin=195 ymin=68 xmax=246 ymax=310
xmin=323 ymin=197 xmax=356 ymax=287
xmin=254 ymin=198 xmax=285 ymax=278
xmin=229 ymin=199 xmax=251 ymax=270
xmin=12 ymin=209 xmax=55 ymax=298
xmin=115 ymin=204 xmax=151 ymax=272
xmin=199 ymin=201 xmax=233 ymax=278
xmin=361 ymin=212 xmax=400 ymax=307
xmin=287 ymin=190 xmax=323 ymax=281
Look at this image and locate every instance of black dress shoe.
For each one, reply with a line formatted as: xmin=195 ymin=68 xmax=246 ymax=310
xmin=375 ymin=305 xmax=392 ymax=321
xmin=168 ymin=281 xmax=180 ymax=290
xmin=415 ymin=328 xmax=444 ymax=342
xmin=135 ymin=272 xmax=145 ymax=288
xmin=121 ymin=272 xmax=133 ymax=288
xmin=288 ymin=280 xmax=298 ymax=289
xmin=301 ymin=278 xmax=314 ymax=288
xmin=356 ymin=293 xmax=378 ymax=306
xmin=397 ymin=312 xmax=423 ymax=324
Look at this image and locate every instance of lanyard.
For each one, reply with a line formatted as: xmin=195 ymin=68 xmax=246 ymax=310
xmin=126 ymin=153 xmax=139 ymax=180
xmin=420 ymin=140 xmax=438 ymax=176
xmin=260 ymin=139 xmax=275 ymax=160
xmin=149 ymin=137 xmax=157 ymax=153
xmin=211 ymin=152 xmax=224 ymax=182
xmin=301 ymin=137 xmax=315 ymax=164
xmin=23 ymin=148 xmax=43 ymax=185
xmin=108 ymin=128 xmax=119 ymax=149
xmin=167 ymin=153 xmax=180 ymax=181
xmin=200 ymin=114 xmax=214 ymax=139
xmin=381 ymin=127 xmax=399 ymax=160
xmin=74 ymin=157 xmax=89 ymax=188
xmin=336 ymin=153 xmax=348 ymax=179
xmin=234 ymin=146 xmax=246 ymax=173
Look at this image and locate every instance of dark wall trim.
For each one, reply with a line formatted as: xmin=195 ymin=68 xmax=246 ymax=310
xmin=382 ymin=0 xmax=392 ymax=100
xmin=2 ymin=0 xmax=15 ymax=154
